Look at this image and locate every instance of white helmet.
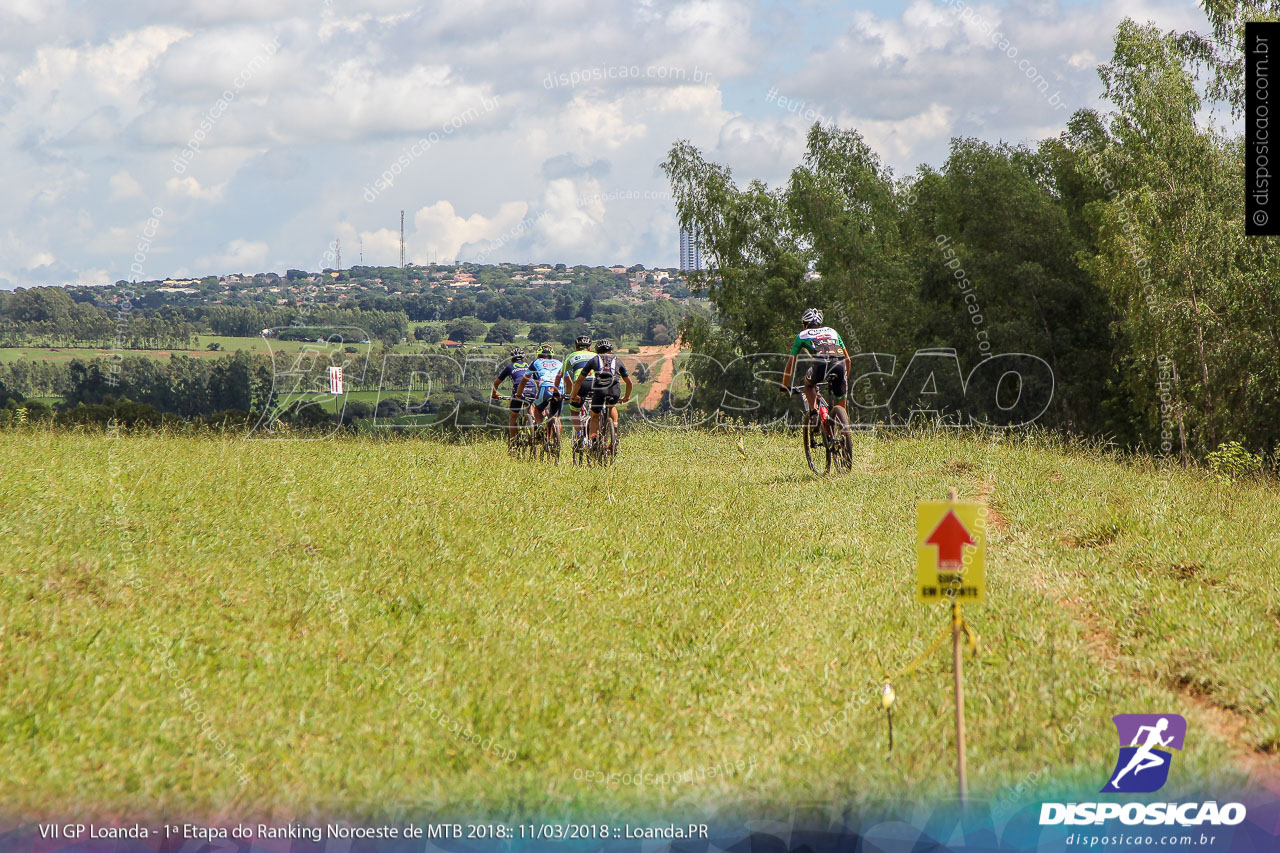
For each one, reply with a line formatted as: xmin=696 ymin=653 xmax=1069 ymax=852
xmin=801 ymin=308 xmax=823 ymax=327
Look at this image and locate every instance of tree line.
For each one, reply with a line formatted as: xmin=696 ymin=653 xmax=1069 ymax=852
xmin=1 ymin=278 xmax=697 ymax=352
xmin=662 ymin=8 xmax=1278 ymax=461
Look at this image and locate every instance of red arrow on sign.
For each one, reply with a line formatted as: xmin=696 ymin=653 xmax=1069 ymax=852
xmin=926 ymin=509 xmax=975 ymax=570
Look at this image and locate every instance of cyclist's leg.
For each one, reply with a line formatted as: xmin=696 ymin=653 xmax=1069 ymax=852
xmin=576 ymin=379 xmax=593 ymax=438
xmin=607 ymin=383 xmax=621 ymax=430
xmin=588 ymin=387 xmax=606 ymax=441
xmin=531 ymin=388 xmax=547 ymax=426
xmin=569 ymin=398 xmax=584 ymax=439
xmin=508 ymin=397 xmax=521 ymax=438
xmin=548 ymin=393 xmax=563 ymax=438
xmin=828 ymin=360 xmax=849 ymax=417
xmin=803 ymin=364 xmax=822 ymax=420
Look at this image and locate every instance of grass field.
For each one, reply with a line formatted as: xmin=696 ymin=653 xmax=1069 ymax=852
xmin=0 ymin=337 xmax=318 ymax=364
xmin=1 ymin=428 xmax=1277 ymax=821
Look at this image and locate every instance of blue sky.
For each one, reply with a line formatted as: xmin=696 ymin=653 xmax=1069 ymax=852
xmin=0 ymin=0 xmax=1208 ymax=286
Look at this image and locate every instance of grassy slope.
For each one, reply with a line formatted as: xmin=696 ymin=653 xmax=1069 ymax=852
xmin=0 ymin=428 xmax=1276 ymax=821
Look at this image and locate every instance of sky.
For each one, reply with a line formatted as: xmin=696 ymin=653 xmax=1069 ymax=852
xmin=0 ymin=0 xmax=1209 ymax=287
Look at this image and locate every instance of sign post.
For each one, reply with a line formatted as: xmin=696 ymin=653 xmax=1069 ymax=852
xmin=916 ymin=488 xmax=987 ymax=804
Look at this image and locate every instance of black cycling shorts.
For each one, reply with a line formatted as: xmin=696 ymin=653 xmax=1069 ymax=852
xmin=805 ymin=358 xmax=847 ymax=400
xmin=508 ymin=395 xmax=532 ymax=412
xmin=590 ymin=382 xmax=622 ymax=413
xmin=535 ymin=393 xmax=563 ymax=417
xmin=571 ymin=378 xmax=594 ymax=410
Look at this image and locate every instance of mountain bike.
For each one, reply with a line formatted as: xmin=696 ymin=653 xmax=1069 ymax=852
xmin=587 ymin=401 xmax=620 ymax=467
xmin=498 ymin=396 xmax=537 ymax=459
xmin=569 ymin=402 xmax=589 ymax=467
xmin=538 ymin=394 xmax=562 ymax=464
xmin=787 ymin=384 xmax=853 ymax=475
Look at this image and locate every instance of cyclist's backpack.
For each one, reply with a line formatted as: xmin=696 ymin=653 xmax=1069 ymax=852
xmin=594 ymin=355 xmax=617 ymax=385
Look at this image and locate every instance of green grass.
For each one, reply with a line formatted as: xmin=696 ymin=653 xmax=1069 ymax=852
xmin=0 ymin=337 xmax=318 ymax=363
xmin=1 ymin=428 xmax=1276 ymax=820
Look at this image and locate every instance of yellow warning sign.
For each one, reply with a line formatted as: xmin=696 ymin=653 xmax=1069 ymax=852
xmin=916 ymin=501 xmax=986 ymax=603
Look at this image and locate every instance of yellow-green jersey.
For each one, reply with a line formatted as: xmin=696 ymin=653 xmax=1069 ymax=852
xmin=563 ymin=348 xmax=596 ymax=383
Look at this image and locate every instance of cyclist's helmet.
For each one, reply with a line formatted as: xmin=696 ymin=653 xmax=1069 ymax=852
xmin=801 ymin=308 xmax=823 ymax=327
xmin=575 ymin=334 xmax=591 ymax=348
xmin=509 ymin=347 xmax=525 ymax=362
xmin=538 ymin=343 xmax=554 ymax=358
xmin=595 ymin=339 xmax=614 ymax=353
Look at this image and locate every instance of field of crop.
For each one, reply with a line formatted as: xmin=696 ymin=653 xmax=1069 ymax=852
xmin=1 ymin=427 xmax=1277 ymax=821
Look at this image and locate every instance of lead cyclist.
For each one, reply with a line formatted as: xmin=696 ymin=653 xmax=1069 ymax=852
xmin=778 ymin=307 xmax=853 ymax=425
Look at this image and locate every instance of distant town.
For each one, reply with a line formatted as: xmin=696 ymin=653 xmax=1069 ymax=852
xmin=102 ymin=260 xmax=696 ymax=307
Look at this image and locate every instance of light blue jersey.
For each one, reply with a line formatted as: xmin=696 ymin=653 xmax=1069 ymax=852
xmin=527 ymin=357 xmax=565 ymax=393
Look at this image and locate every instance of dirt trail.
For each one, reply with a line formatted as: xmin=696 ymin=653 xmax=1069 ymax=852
xmin=973 ymin=481 xmax=1280 ymax=794
xmin=629 ymin=340 xmax=682 ymax=410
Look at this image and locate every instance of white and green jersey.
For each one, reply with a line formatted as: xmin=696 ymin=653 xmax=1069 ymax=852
xmin=790 ymin=326 xmax=847 ymax=359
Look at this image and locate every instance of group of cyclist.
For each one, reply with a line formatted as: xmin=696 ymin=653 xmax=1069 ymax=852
xmin=490 ymin=307 xmax=847 ymax=455
xmin=490 ymin=334 xmax=632 ymax=451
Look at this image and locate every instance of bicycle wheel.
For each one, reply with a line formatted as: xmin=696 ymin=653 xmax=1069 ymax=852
xmin=518 ymin=416 xmax=534 ymax=460
xmin=803 ymin=413 xmax=828 ymax=475
xmin=545 ymin=423 xmax=560 ymax=464
xmin=599 ymin=414 xmax=617 ymax=467
xmin=828 ymin=405 xmax=853 ymax=473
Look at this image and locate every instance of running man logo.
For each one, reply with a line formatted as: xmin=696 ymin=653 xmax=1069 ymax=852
xmin=1102 ymin=714 xmax=1186 ymax=793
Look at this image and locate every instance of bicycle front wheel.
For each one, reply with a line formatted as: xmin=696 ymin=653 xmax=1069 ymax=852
xmin=546 ymin=424 xmax=561 ymax=464
xmin=828 ymin=405 xmax=853 ymax=473
xmin=599 ymin=416 xmax=617 ymax=467
xmin=803 ymin=415 xmax=828 ymax=475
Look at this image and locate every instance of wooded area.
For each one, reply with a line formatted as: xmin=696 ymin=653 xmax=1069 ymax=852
xmin=663 ymin=9 xmax=1279 ymax=461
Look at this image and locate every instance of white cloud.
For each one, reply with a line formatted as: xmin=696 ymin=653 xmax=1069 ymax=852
xmin=410 ymin=200 xmax=530 ymax=264
xmin=198 ymin=238 xmax=270 ymax=272
xmin=109 ymin=171 xmax=144 ymax=199
xmin=166 ymin=176 xmax=226 ymax=201
xmin=0 ymin=0 xmax=1217 ymax=286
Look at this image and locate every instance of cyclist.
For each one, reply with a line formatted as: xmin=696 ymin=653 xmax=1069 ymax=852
xmin=490 ymin=346 xmax=535 ymax=439
xmin=557 ymin=334 xmax=596 ymax=443
xmin=779 ymin=308 xmax=852 ymax=434
xmin=516 ymin=343 xmax=565 ymax=441
xmin=570 ymin=339 xmax=632 ymax=447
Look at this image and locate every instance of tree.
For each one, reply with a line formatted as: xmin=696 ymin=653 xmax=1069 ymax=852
xmin=445 ymin=316 xmax=487 ymax=343
xmin=527 ymin=323 xmax=555 ymax=343
xmin=577 ymin=293 xmax=594 ymax=320
xmin=554 ymin=292 xmax=576 ymax=321
xmin=414 ymin=322 xmax=445 ymax=343
xmin=486 ymin=318 xmax=519 ymax=343
xmin=554 ymin=321 xmax=586 ymax=348
xmin=1080 ymin=19 xmax=1280 ymax=457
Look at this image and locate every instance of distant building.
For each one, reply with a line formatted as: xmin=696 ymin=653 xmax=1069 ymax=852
xmin=679 ymin=228 xmax=702 ymax=272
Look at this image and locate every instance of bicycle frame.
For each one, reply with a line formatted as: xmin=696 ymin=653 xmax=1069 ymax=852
xmin=789 ymin=384 xmax=831 ymax=433
xmin=788 ymin=382 xmax=851 ymax=475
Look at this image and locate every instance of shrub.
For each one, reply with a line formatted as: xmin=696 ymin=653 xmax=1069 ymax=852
xmin=55 ymin=398 xmax=165 ymax=428
xmin=343 ymin=400 xmax=374 ymax=419
xmin=1206 ymin=441 xmax=1262 ymax=482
